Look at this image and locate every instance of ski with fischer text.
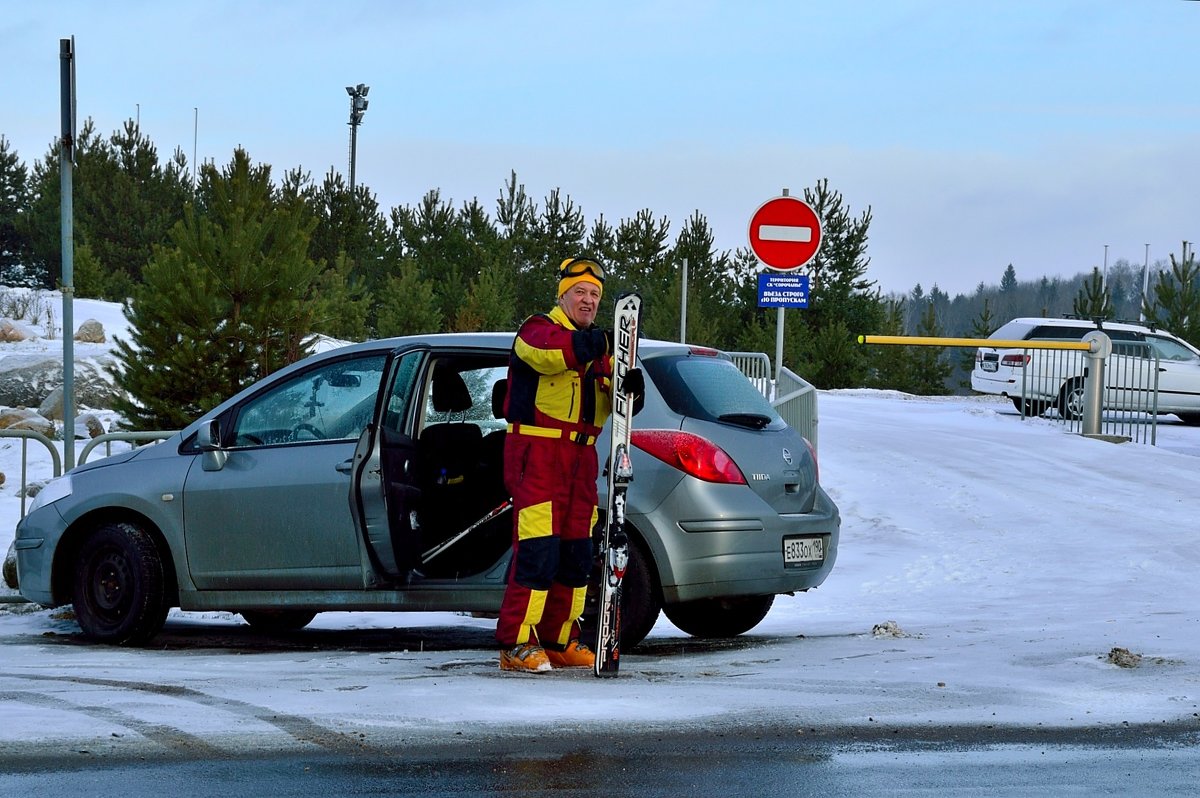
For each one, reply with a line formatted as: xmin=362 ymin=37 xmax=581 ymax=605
xmin=594 ymin=292 xmax=641 ymax=677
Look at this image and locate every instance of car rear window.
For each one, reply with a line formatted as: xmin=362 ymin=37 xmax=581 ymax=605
xmin=644 ymin=354 xmax=784 ymax=429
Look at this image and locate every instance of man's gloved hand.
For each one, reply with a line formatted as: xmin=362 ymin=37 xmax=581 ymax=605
xmin=587 ymin=327 xmax=610 ymax=357
xmin=621 ymin=367 xmax=645 ymax=397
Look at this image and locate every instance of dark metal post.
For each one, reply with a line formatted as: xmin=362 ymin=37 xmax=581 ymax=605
xmin=60 ymin=37 xmax=76 ymax=471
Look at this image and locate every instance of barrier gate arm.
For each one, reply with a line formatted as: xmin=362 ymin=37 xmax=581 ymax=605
xmin=857 ymin=333 xmax=1113 ymax=438
xmin=856 ymin=335 xmax=1093 ymax=351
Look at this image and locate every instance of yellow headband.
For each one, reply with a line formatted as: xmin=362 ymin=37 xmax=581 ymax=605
xmin=557 ymin=272 xmax=604 ymax=298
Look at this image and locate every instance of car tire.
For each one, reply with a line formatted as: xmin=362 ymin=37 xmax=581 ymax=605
xmin=663 ymin=594 xmax=776 ymax=639
xmin=617 ymin=537 xmax=662 ymax=649
xmin=72 ymin=522 xmax=169 ymax=645
xmin=238 ymin=609 xmax=318 ymax=632
xmin=1010 ymin=397 xmax=1049 ymax=417
xmin=1057 ymin=378 xmax=1086 ymax=420
xmin=582 ymin=532 xmax=662 ymax=651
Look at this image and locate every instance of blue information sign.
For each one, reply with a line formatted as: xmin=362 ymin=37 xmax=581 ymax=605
xmin=757 ymin=273 xmax=809 ymax=308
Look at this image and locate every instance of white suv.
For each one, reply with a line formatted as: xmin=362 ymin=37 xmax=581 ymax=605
xmin=971 ymin=317 xmax=1200 ymax=425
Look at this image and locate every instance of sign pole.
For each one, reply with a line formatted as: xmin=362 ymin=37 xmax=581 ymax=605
xmin=774 ymin=189 xmax=788 ymax=383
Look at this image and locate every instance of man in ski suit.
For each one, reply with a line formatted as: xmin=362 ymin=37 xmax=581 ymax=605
xmin=496 ymin=256 xmax=642 ymax=672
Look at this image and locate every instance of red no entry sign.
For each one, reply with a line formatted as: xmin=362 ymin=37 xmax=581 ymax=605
xmin=747 ymin=196 xmax=822 ymax=271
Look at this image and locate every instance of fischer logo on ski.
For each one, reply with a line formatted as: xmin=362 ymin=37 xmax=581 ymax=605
xmin=594 ymin=292 xmax=641 ymax=677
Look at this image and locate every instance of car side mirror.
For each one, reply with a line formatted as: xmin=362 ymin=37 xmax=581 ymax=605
xmin=196 ymin=418 xmax=221 ymax=450
xmin=197 ymin=419 xmax=228 ymax=472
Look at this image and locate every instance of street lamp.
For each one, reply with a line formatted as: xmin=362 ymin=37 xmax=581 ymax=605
xmin=346 ymin=83 xmax=369 ymax=192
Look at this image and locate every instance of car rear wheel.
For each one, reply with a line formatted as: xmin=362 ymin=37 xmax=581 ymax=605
xmin=582 ymin=533 xmax=662 ymax=651
xmin=238 ymin=609 xmax=318 ymax=632
xmin=72 ymin=522 xmax=169 ymax=645
xmin=1010 ymin=397 xmax=1049 ymax=417
xmin=1057 ymin=378 xmax=1086 ymax=420
xmin=663 ymin=594 xmax=776 ymax=639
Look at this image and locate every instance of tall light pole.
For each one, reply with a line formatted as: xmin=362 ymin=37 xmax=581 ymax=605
xmin=346 ymin=83 xmax=369 ymax=192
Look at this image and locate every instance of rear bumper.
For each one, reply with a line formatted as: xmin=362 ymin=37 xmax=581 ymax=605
xmin=639 ymin=482 xmax=840 ymax=605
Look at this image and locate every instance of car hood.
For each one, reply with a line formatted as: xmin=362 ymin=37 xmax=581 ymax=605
xmin=69 ymin=434 xmax=181 ymax=476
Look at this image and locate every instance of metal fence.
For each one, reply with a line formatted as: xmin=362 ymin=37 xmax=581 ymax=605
xmin=727 ymin=351 xmax=819 ymax=451
xmin=1015 ymin=342 xmax=1160 ymax=444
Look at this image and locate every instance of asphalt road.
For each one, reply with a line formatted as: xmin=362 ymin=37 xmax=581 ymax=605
xmin=3 ymin=725 xmax=1199 ymax=797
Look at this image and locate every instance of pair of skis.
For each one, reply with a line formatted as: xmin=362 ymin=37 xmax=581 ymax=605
xmin=593 ymin=292 xmax=641 ymax=677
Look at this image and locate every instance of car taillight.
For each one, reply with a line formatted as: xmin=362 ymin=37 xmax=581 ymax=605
xmin=803 ymin=437 xmax=819 ymax=484
xmin=1000 ymin=354 xmax=1030 ymax=367
xmin=631 ymin=430 xmax=746 ymax=484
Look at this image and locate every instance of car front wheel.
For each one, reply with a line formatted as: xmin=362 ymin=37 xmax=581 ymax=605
xmin=72 ymin=522 xmax=169 ymax=645
xmin=663 ymin=594 xmax=776 ymax=638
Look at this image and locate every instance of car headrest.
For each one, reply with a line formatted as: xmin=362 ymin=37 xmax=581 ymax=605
xmin=491 ymin=378 xmax=507 ymax=419
xmin=431 ymin=369 xmax=472 ymax=414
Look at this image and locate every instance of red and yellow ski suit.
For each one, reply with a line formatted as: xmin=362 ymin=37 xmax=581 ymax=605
xmin=496 ymin=305 xmax=613 ymax=649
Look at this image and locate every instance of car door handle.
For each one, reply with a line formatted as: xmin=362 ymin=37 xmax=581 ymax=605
xmin=335 ymin=459 xmax=354 ymax=474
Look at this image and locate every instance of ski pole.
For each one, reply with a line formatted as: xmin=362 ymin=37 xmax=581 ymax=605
xmin=421 ymin=499 xmax=512 ymax=564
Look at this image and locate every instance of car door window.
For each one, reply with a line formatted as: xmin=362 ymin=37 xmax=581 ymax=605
xmin=232 ymin=354 xmax=387 ymax=446
xmin=1146 ymin=336 xmax=1199 ymax=363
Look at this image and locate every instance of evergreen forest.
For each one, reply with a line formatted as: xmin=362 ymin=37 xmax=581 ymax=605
xmin=1 ymin=124 xmax=1197 ymax=430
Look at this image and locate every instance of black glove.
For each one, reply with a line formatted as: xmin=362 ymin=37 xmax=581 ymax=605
xmin=621 ymin=367 xmax=645 ymax=397
xmin=584 ymin=327 xmax=609 ymax=359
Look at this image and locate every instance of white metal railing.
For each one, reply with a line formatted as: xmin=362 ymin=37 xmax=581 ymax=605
xmin=727 ymin=352 xmax=819 ymax=451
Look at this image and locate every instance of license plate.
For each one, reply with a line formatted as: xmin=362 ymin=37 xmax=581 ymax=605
xmin=982 ymin=361 xmax=998 ymax=372
xmin=783 ymin=536 xmax=823 ymax=567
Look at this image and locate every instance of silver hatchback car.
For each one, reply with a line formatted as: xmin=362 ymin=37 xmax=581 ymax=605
xmin=14 ymin=334 xmax=840 ymax=646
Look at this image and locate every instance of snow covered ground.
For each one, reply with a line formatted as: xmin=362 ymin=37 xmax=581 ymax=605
xmin=2 ymin=295 xmax=1200 ymax=758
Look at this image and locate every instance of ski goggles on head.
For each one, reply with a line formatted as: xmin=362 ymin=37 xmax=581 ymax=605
xmin=557 ymin=257 xmax=605 ymax=283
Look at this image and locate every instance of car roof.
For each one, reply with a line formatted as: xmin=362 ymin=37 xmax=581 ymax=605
xmin=325 ymin=332 xmax=714 ymax=359
xmin=1004 ymin=317 xmax=1159 ymax=334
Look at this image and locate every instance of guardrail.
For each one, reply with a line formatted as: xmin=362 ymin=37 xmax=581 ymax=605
xmin=728 ymin=351 xmax=819 ymax=451
xmin=0 ymin=430 xmax=63 ymax=519
xmin=79 ymin=430 xmax=177 ymax=465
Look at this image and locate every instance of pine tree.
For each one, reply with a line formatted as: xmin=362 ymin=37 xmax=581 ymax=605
xmin=1072 ymin=267 xmax=1112 ymax=319
xmin=910 ymin=301 xmax=952 ymax=394
xmin=866 ymin=297 xmax=918 ymax=391
xmin=111 ymin=149 xmax=319 ymax=429
xmin=1000 ymin=264 xmax=1018 ymax=294
xmin=960 ymin=298 xmax=997 ymax=388
xmin=0 ymin=136 xmax=32 ymax=284
xmin=376 ymin=258 xmax=442 ymax=337
xmin=609 ymin=208 xmax=671 ymax=315
xmin=788 ymin=179 xmax=883 ymax=387
xmin=1142 ymin=242 xmax=1200 ymax=347
xmin=454 ymin=255 xmax=517 ymax=332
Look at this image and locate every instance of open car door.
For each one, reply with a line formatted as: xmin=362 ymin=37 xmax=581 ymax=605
xmin=351 ymin=345 xmax=428 ymax=580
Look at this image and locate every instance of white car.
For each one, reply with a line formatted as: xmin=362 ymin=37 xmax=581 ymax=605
xmin=970 ymin=317 xmax=1200 ymax=425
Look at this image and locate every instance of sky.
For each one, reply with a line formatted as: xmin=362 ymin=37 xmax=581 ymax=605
xmin=4 ymin=2 xmax=1198 ymax=298
xmin=3 ymin=296 xmax=1200 ymax=760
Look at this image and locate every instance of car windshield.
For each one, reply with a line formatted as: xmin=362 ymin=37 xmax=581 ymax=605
xmin=645 ymin=354 xmax=784 ymax=430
